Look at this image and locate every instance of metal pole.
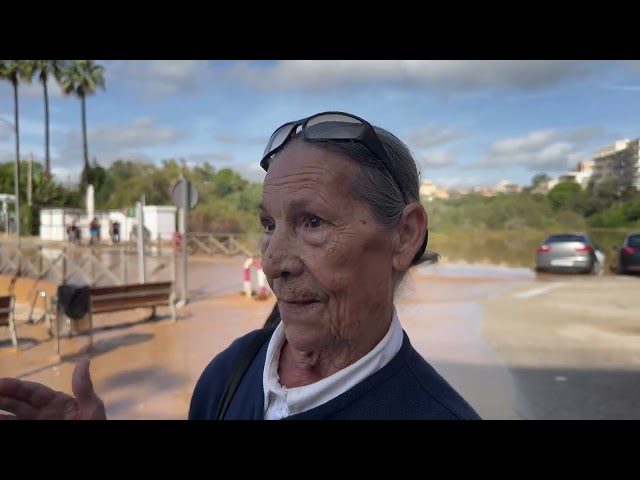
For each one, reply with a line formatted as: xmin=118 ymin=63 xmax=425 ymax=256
xmin=121 ymin=247 xmax=127 ymax=284
xmin=27 ymin=152 xmax=33 ymax=207
xmin=171 ymin=246 xmax=177 ymax=305
xmin=1 ymin=116 xmax=22 ymax=249
xmin=0 ymin=117 xmax=19 ymax=244
xmin=137 ymin=201 xmax=146 ymax=283
xmin=181 ymin=180 xmax=189 ymax=305
xmin=3 ymin=202 xmax=8 ymax=238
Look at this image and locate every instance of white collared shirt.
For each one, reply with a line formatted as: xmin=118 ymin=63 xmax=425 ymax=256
xmin=262 ymin=306 xmax=404 ymax=420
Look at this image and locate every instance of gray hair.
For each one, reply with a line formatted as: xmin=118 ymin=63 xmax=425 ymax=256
xmin=299 ymin=126 xmax=435 ymax=268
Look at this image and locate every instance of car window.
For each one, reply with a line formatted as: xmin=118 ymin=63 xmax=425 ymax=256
xmin=627 ymin=235 xmax=640 ymax=248
xmin=545 ymin=235 xmax=586 ymax=243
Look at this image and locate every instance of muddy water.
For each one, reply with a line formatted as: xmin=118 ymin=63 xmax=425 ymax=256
xmin=1 ymin=257 xmax=537 ymax=420
xmin=396 ymin=264 xmax=538 ymax=419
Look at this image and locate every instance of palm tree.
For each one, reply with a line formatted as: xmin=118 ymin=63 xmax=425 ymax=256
xmin=32 ymin=169 xmax=64 ymax=206
xmin=22 ymin=60 xmax=67 ymax=179
xmin=60 ymin=60 xmax=106 ymax=182
xmin=0 ymin=60 xmax=30 ymax=241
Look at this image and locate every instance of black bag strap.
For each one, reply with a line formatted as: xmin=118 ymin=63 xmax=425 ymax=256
xmin=215 ymin=327 xmax=275 ymax=420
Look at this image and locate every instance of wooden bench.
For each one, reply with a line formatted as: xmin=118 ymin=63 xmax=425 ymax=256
xmin=0 ymin=294 xmax=17 ymax=349
xmin=88 ymin=282 xmax=177 ymax=321
xmin=53 ymin=281 xmax=177 ymax=355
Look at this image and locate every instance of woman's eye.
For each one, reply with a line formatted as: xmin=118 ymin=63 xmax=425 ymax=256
xmin=305 ymin=216 xmax=324 ymax=228
xmin=262 ymin=220 xmax=275 ymax=233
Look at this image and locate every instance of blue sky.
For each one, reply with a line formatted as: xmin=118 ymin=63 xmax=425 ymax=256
xmin=1 ymin=60 xmax=639 ymax=189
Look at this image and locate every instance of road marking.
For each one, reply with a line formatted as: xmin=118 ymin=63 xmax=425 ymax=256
xmin=512 ymin=283 xmax=566 ymax=299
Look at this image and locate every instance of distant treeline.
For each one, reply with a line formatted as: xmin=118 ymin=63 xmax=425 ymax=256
xmin=0 ymin=158 xmax=263 ymax=236
xmin=2 ymin=160 xmax=639 ymax=237
xmin=427 ymin=176 xmax=640 ymax=232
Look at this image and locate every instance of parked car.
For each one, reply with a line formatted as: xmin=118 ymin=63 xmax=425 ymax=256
xmin=535 ymin=233 xmax=605 ymax=274
xmin=611 ymin=232 xmax=640 ymax=275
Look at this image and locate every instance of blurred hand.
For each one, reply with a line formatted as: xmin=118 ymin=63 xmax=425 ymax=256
xmin=0 ymin=358 xmax=106 ymax=420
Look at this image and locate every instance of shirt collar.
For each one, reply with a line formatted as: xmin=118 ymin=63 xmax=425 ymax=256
xmin=262 ymin=306 xmax=404 ymax=417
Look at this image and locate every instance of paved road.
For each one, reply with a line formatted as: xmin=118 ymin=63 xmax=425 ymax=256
xmin=480 ymin=272 xmax=640 ymax=420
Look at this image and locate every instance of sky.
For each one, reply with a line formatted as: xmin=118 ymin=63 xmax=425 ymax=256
xmin=1 ymin=59 xmax=640 ymax=190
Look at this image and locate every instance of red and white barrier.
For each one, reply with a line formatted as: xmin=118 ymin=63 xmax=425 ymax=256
xmin=243 ymin=256 xmax=268 ymax=299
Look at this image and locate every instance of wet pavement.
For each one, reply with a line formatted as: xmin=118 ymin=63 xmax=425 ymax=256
xmin=1 ymin=256 xmax=638 ymax=420
xmin=481 ymin=272 xmax=640 ymax=420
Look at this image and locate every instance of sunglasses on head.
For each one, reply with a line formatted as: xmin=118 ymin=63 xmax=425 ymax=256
xmin=259 ymin=111 xmax=406 ymax=201
xmin=261 ymin=111 xmax=428 ymax=263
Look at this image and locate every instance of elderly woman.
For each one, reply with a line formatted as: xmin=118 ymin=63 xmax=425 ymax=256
xmin=0 ymin=111 xmax=480 ymax=421
xmin=191 ymin=111 xmax=480 ymax=420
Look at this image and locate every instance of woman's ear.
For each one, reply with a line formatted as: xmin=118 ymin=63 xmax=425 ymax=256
xmin=392 ymin=203 xmax=428 ymax=272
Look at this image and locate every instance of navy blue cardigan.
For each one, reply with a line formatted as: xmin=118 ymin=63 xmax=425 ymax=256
xmin=189 ymin=328 xmax=482 ymax=420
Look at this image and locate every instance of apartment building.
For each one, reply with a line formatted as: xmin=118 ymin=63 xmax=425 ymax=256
xmin=419 ymin=179 xmax=451 ymax=201
xmin=590 ymin=139 xmax=640 ymax=191
xmin=495 ymin=180 xmax=523 ymax=194
xmin=556 ymin=159 xmax=595 ymax=188
xmin=419 ymin=179 xmax=437 ymax=200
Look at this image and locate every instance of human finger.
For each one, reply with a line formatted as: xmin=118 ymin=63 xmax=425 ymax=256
xmin=0 ymin=377 xmax=66 ymax=418
xmin=0 ymin=377 xmax=65 ymax=406
xmin=72 ymin=358 xmax=102 ymax=410
xmin=0 ymin=396 xmax=36 ymax=419
xmin=70 ymin=358 xmax=107 ymax=420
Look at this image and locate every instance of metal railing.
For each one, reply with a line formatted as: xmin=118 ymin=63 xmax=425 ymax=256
xmin=26 ymin=288 xmax=52 ymax=332
xmin=0 ymin=240 xmax=175 ymax=287
xmin=183 ymin=232 xmax=258 ymax=257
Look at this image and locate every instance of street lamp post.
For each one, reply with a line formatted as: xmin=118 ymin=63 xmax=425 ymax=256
xmin=0 ymin=116 xmax=20 ymax=249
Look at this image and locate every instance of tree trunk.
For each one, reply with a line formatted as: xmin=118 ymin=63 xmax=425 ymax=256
xmin=12 ymin=78 xmax=21 ymax=241
xmin=42 ymin=72 xmax=51 ymax=178
xmin=80 ymin=92 xmax=89 ymax=187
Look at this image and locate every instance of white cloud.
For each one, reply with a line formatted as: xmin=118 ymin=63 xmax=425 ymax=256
xmin=107 ymin=60 xmax=214 ymax=98
xmin=0 ymin=143 xmax=44 ymax=164
xmin=0 ymin=110 xmax=71 ymax=141
xmin=0 ymin=78 xmax=65 ymax=101
xmin=51 ymin=165 xmax=81 ymax=185
xmin=0 ymin=121 xmax=12 ymax=141
xmin=214 ymin=132 xmax=266 ymax=145
xmin=214 ymin=132 xmax=238 ymax=143
xmin=416 ymin=150 xmax=458 ymax=171
xmin=222 ymin=60 xmax=606 ymax=93
xmin=88 ymin=116 xmax=184 ymax=149
xmin=0 ymin=150 xmax=16 ymax=163
xmin=53 ymin=116 xmax=184 ymax=169
xmin=626 ymin=60 xmax=640 ymax=71
xmin=488 ymin=130 xmax=557 ymax=156
xmin=431 ymin=175 xmax=491 ymax=190
xmin=188 ymin=151 xmax=236 ymax=164
xmin=601 ymin=84 xmax=640 ymax=92
xmin=405 ymin=123 xmax=468 ymax=149
xmin=477 ymin=127 xmax=607 ymax=172
xmin=233 ymin=163 xmax=267 ymax=183
xmin=20 ymin=80 xmax=65 ymax=99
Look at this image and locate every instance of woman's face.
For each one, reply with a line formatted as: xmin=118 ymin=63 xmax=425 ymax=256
xmin=260 ymin=141 xmax=398 ymax=350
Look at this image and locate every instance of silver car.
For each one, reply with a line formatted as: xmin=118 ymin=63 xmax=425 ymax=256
xmin=535 ymin=233 xmax=605 ymax=274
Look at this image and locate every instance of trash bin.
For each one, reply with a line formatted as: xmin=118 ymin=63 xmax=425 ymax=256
xmin=55 ymin=284 xmax=92 ymax=338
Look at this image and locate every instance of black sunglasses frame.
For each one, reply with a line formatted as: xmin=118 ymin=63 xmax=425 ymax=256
xmin=259 ymin=111 xmax=406 ymax=201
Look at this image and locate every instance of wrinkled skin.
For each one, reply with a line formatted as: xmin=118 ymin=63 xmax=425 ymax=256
xmin=0 ymin=358 xmax=107 ymax=420
xmin=259 ymin=141 xmax=427 ymax=388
